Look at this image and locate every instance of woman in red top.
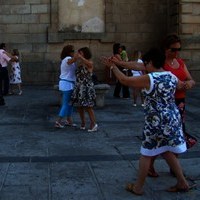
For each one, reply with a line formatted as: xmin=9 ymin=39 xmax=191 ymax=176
xmin=148 ymin=34 xmax=196 ymax=178
xmin=163 ymin=34 xmax=195 ymax=135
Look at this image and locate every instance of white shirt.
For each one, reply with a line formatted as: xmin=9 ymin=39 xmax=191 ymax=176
xmin=59 ymin=56 xmax=77 ymax=91
xmin=0 ymin=49 xmax=11 ymax=67
xmin=131 ymin=59 xmax=143 ymax=77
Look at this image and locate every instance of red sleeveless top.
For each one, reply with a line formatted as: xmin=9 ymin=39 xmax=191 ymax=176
xmin=164 ymin=58 xmax=187 ymax=99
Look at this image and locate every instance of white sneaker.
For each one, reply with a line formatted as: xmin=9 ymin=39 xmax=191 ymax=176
xmin=132 ymin=104 xmax=137 ymax=107
xmin=80 ymin=126 xmax=86 ymax=130
xmin=141 ymin=104 xmax=144 ymax=107
xmin=88 ymin=124 xmax=98 ymax=132
xmin=18 ymin=91 xmax=22 ymax=95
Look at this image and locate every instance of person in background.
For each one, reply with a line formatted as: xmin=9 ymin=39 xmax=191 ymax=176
xmin=55 ymin=45 xmax=78 ymax=128
xmin=131 ymin=50 xmax=144 ymax=107
xmin=9 ymin=49 xmax=22 ymax=95
xmin=113 ymin=43 xmax=130 ymax=98
xmin=71 ymin=47 xmax=98 ymax=132
xmin=121 ymin=45 xmax=129 ymax=62
xmin=0 ymin=43 xmax=18 ymax=96
xmin=102 ymin=48 xmax=192 ymax=195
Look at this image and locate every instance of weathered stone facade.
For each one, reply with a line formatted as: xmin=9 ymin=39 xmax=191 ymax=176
xmin=0 ymin=0 xmax=199 ymax=85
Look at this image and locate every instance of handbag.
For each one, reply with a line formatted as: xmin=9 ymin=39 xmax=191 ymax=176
xmin=185 ymin=132 xmax=197 ymax=149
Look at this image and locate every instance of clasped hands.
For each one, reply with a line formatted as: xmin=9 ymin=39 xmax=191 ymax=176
xmin=100 ymin=56 xmax=117 ymax=69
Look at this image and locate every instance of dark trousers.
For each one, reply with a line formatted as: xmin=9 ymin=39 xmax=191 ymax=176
xmin=0 ymin=67 xmax=5 ymax=105
xmin=113 ymin=68 xmax=130 ymax=98
xmin=0 ymin=67 xmax=9 ymax=95
xmin=113 ymin=81 xmax=130 ymax=98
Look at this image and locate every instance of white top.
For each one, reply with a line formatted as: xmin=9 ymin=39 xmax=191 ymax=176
xmin=131 ymin=58 xmax=143 ymax=76
xmin=59 ymin=56 xmax=77 ymax=91
xmin=0 ymin=49 xmax=11 ymax=67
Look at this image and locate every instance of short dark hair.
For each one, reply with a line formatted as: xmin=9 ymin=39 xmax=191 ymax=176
xmin=78 ymin=47 xmax=92 ymax=59
xmin=142 ymin=48 xmax=165 ymax=69
xmin=0 ymin=43 xmax=6 ymax=49
xmin=113 ymin=43 xmax=121 ymax=55
xmin=162 ymin=34 xmax=181 ymax=50
xmin=13 ymin=49 xmax=19 ymax=56
xmin=60 ymin=45 xmax=74 ymax=60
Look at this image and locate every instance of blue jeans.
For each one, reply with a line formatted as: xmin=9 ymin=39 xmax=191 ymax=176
xmin=58 ymin=90 xmax=73 ymax=118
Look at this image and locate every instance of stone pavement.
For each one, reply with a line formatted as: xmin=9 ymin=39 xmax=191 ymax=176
xmin=0 ymin=85 xmax=199 ymax=200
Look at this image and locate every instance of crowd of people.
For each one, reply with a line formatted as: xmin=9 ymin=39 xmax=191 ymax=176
xmin=0 ymin=33 xmax=197 ymax=195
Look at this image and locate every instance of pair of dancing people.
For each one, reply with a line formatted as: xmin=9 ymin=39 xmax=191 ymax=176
xmin=55 ymin=45 xmax=98 ymax=132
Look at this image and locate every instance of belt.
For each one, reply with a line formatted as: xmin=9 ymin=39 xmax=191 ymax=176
xmin=60 ymin=79 xmax=75 ymax=84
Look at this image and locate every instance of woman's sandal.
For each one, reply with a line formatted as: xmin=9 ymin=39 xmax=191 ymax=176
xmin=54 ymin=121 xmax=64 ymax=129
xmin=125 ymin=183 xmax=143 ymax=196
xmin=65 ymin=120 xmax=77 ymax=127
xmin=167 ymin=183 xmax=197 ymax=193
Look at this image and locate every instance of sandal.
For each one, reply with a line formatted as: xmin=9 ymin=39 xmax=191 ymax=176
xmin=80 ymin=126 xmax=86 ymax=130
xmin=125 ymin=183 xmax=143 ymax=195
xmin=167 ymin=183 xmax=197 ymax=193
xmin=65 ymin=120 xmax=77 ymax=127
xmin=54 ymin=121 xmax=64 ymax=129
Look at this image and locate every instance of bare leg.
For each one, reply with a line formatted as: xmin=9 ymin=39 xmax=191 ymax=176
xmin=148 ymin=156 xmax=159 ymax=177
xmin=9 ymin=84 xmax=14 ymax=94
xmin=18 ymin=83 xmax=22 ymax=95
xmin=18 ymin=83 xmax=22 ymax=92
xmin=86 ymin=107 xmax=96 ymax=129
xmin=130 ymin=155 xmax=152 ymax=194
xmin=140 ymin=92 xmax=144 ymax=105
xmin=133 ymin=88 xmax=138 ymax=104
xmin=162 ymin=151 xmax=189 ymax=189
xmin=78 ymin=107 xmax=85 ymax=127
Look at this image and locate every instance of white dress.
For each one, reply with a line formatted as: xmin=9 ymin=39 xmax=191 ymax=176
xmin=9 ymin=56 xmax=22 ymax=84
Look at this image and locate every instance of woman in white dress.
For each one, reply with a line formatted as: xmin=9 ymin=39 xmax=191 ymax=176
xmin=9 ymin=49 xmax=22 ymax=95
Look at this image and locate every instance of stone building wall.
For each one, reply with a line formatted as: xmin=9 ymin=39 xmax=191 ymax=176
xmin=0 ymin=0 xmax=199 ymax=85
xmin=179 ymin=0 xmax=200 ymax=81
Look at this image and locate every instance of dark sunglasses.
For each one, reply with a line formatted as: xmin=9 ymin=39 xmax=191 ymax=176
xmin=170 ymin=48 xmax=181 ymax=52
xmin=71 ymin=50 xmax=75 ymax=52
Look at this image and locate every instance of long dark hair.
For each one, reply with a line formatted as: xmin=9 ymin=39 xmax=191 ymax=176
xmin=78 ymin=47 xmax=92 ymax=59
xmin=60 ymin=45 xmax=74 ymax=60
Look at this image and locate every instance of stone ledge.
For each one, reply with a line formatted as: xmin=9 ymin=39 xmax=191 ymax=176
xmin=94 ymin=84 xmax=110 ymax=107
xmin=47 ymin=27 xmax=114 ymax=43
xmin=53 ymin=84 xmax=111 ymax=107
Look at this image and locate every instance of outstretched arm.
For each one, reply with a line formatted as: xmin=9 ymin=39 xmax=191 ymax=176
xmin=101 ymin=57 xmax=150 ymax=89
xmin=111 ymin=56 xmax=145 ymax=71
xmin=3 ymin=51 xmax=18 ymax=62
